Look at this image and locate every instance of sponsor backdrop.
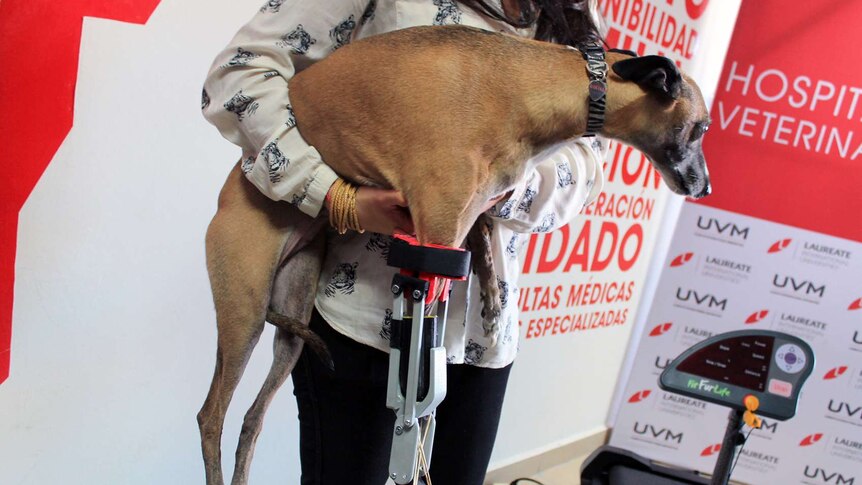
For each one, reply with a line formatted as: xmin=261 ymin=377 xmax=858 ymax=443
xmin=610 ymin=2 xmax=862 ymax=485
xmin=491 ymin=0 xmax=742 ymax=463
xmin=0 ymin=1 xmax=739 ymax=484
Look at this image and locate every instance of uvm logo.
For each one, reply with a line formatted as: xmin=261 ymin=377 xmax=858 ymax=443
xmin=654 ymin=355 xmax=672 ymax=370
xmin=633 ymin=422 xmax=684 ymax=444
xmin=768 ymin=238 xmax=792 ymax=253
xmin=803 ymin=465 xmax=856 ymax=485
xmin=628 ymin=390 xmax=651 ymax=403
xmin=695 ymin=216 xmax=749 ymax=245
xmin=771 ymin=274 xmax=826 ymax=303
xmin=800 ymin=433 xmax=824 ymax=446
xmin=670 ymin=252 xmax=694 ymax=267
xmin=745 ymin=309 xmax=769 ymax=324
xmin=826 ymin=400 xmax=862 ymax=425
xmin=674 ymin=287 xmax=727 ymax=316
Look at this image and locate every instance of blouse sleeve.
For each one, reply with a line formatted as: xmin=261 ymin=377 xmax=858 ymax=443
xmin=202 ymin=0 xmax=373 ymax=217
xmin=487 ymin=137 xmax=607 ymax=233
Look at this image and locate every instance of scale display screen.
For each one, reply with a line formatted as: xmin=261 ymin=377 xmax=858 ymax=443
xmin=676 ymin=335 xmax=774 ymax=392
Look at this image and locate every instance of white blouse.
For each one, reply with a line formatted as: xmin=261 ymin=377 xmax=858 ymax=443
xmin=203 ymin=0 xmax=606 ymax=368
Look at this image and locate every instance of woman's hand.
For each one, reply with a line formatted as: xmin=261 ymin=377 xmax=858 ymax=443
xmin=336 ymin=186 xmax=414 ymax=235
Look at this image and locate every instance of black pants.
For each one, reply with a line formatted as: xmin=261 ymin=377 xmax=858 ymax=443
xmin=292 ymin=310 xmax=513 ymax=485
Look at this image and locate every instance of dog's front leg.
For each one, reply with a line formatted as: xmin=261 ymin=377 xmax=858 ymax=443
xmin=467 ymin=215 xmax=502 ymax=346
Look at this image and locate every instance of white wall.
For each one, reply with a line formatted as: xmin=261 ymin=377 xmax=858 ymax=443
xmin=0 ymin=1 xmax=740 ymax=483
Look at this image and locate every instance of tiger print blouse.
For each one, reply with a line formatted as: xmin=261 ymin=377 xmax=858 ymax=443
xmin=202 ymin=0 xmax=606 ymax=368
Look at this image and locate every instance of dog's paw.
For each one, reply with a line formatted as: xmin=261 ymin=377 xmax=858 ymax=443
xmin=481 ymin=308 xmax=502 ymax=348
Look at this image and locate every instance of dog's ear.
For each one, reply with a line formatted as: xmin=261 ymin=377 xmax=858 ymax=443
xmin=612 ymin=55 xmax=682 ymax=100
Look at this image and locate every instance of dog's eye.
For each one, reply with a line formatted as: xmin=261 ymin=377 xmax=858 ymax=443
xmin=690 ymin=124 xmax=706 ymax=141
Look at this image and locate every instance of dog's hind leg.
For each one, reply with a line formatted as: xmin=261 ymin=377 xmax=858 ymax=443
xmin=231 ymin=231 xmax=326 ymax=485
xmin=198 ymin=162 xmax=314 ymax=485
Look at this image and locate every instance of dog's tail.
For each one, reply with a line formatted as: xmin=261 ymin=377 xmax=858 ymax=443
xmin=265 ymin=310 xmax=335 ymax=371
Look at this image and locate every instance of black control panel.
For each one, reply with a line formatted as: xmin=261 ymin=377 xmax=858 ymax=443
xmin=660 ymin=330 xmax=814 ymax=420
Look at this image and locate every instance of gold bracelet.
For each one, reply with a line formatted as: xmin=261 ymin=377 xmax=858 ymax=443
xmin=328 ymin=178 xmax=364 ymax=234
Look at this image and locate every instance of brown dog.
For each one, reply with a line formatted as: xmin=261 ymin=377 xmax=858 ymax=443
xmin=198 ymin=25 xmax=711 ymax=485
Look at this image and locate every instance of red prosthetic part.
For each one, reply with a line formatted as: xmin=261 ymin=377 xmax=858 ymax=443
xmin=393 ymin=234 xmax=466 ymax=304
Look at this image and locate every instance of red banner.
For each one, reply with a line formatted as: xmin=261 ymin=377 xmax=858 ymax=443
xmin=698 ymin=1 xmax=862 ymax=243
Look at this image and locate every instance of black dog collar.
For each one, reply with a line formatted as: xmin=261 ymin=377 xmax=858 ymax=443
xmin=578 ymin=42 xmax=607 ymax=137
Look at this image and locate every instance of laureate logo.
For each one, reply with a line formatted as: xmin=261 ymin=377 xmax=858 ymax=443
xmin=632 ymin=421 xmax=684 ymax=448
xmin=799 ymin=240 xmax=853 ymax=270
xmin=701 ymin=254 xmax=752 ymax=283
xmin=745 ymin=309 xmax=769 ymax=325
xmin=768 ymin=238 xmax=792 ymax=253
xmin=670 ymin=252 xmax=694 ymax=267
xmin=687 ymin=378 xmax=731 ymax=398
xmin=850 ymin=298 xmax=862 ymax=311
xmin=830 ymin=433 xmax=862 ymax=461
xmin=659 ymin=391 xmax=707 ymax=418
xmin=800 ymin=433 xmax=824 ymax=447
xmin=695 ymin=215 xmax=750 ymax=246
xmin=802 ymin=465 xmax=856 ymax=485
xmin=771 ymin=274 xmax=826 ymax=304
xmin=628 ymin=389 xmax=652 ymax=403
xmin=674 ymin=287 xmax=728 ymax=317
xmin=825 ymin=399 xmax=862 ymax=427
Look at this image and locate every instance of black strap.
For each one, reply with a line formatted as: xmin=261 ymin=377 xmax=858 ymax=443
xmin=578 ymin=42 xmax=608 ymax=137
xmin=386 ymin=238 xmax=471 ymax=279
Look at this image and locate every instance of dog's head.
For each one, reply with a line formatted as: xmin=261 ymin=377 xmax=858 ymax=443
xmin=605 ymin=55 xmax=712 ymax=199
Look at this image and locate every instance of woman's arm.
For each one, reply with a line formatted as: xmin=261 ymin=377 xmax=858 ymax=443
xmin=202 ymin=0 xmax=373 ymax=217
xmin=487 ymin=137 xmax=607 ymax=233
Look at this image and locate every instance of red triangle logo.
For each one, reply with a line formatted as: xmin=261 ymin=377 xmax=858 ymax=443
xmin=701 ymin=444 xmax=721 ymax=456
xmin=800 ymin=433 xmax=823 ymax=446
xmin=824 ymin=366 xmax=848 ymax=380
xmin=649 ymin=322 xmax=673 ymax=337
xmin=670 ymin=252 xmax=694 ymax=267
xmin=849 ymin=298 xmax=862 ymax=311
xmin=628 ymin=390 xmax=652 ymax=403
xmin=768 ymin=238 xmax=792 ymax=253
xmin=745 ymin=310 xmax=769 ymax=324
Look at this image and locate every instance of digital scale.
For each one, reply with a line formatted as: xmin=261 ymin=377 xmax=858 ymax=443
xmin=582 ymin=330 xmax=815 ymax=485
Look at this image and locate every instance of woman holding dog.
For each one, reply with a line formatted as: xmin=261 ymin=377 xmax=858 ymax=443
xmin=203 ymin=0 xmax=606 ymax=483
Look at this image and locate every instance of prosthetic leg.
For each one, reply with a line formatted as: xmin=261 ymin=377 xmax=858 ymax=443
xmin=384 ymin=235 xmax=471 ymax=484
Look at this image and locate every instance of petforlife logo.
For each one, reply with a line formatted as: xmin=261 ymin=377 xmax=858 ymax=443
xmin=670 ymin=252 xmax=694 ymax=267
xmin=800 ymin=433 xmax=824 ymax=447
xmin=745 ymin=309 xmax=769 ymax=324
xmin=687 ymin=378 xmax=731 ymax=398
xmin=768 ymin=238 xmax=792 ymax=253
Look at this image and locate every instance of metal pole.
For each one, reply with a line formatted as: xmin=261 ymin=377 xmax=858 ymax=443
xmin=711 ymin=409 xmax=744 ymax=485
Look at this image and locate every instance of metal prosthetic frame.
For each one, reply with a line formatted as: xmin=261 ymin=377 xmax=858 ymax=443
xmin=384 ymin=235 xmax=471 ymax=484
